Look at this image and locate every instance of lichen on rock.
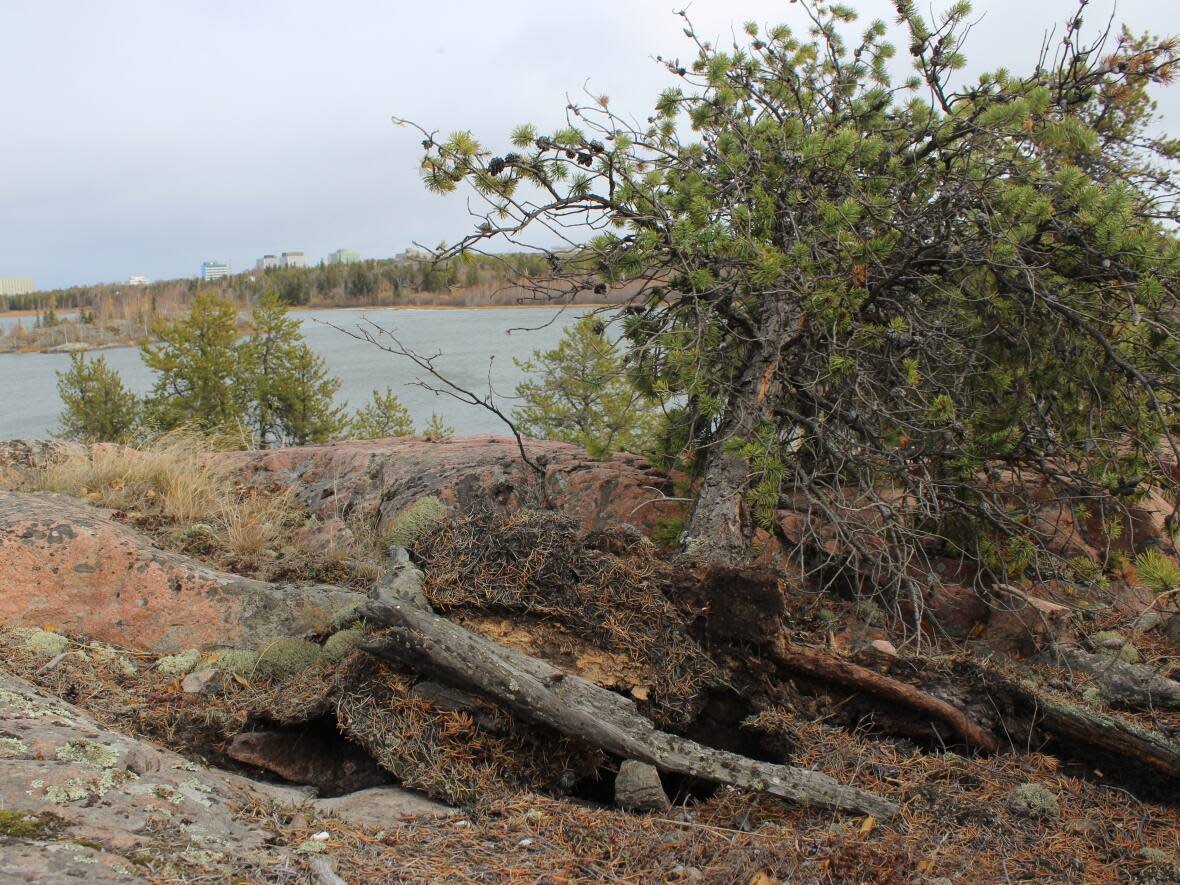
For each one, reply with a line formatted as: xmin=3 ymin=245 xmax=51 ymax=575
xmin=157 ymin=649 xmax=201 ymax=675
xmin=55 ymin=738 xmax=119 ymax=769
xmin=211 ymin=648 xmax=258 ymax=676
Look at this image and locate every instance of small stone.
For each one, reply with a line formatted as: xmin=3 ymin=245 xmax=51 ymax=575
xmin=1007 ymin=782 xmax=1060 ymax=819
xmin=181 ymin=668 xmax=219 ymax=694
xmin=1130 ymin=610 xmax=1163 ymax=634
xmin=614 ymin=760 xmax=670 ymax=812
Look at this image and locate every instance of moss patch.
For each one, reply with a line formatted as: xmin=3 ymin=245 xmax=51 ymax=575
xmin=211 ymin=648 xmax=258 ymax=676
xmin=0 ymin=809 xmax=63 ymax=840
xmin=255 ymin=638 xmax=321 ymax=679
xmin=0 ymin=735 xmax=29 ymax=757
xmin=1007 ymin=782 xmax=1060 ymax=819
xmin=322 ymin=627 xmax=365 ymax=662
xmin=383 ymin=495 xmax=447 ymax=547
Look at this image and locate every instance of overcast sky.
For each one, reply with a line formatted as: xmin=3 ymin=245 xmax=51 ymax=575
xmin=1 ymin=1 xmax=1176 ymax=289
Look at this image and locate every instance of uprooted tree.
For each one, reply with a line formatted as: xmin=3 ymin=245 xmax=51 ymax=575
xmin=405 ymin=0 xmax=1180 ymax=609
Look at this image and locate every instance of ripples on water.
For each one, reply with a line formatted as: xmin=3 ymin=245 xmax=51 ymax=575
xmin=0 ymin=307 xmax=586 ymax=440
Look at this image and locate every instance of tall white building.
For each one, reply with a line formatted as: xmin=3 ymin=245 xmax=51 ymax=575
xmin=256 ymin=254 xmax=279 ymax=270
xmin=0 ymin=277 xmax=35 ymax=297
xmin=280 ymin=251 xmax=307 ymax=269
xmin=127 ymin=275 xmax=148 ymax=286
xmin=200 ymin=261 xmax=230 ymax=282
xmin=327 ymin=248 xmax=360 ymax=265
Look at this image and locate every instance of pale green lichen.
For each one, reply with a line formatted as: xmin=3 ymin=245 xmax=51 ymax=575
xmin=11 ymin=627 xmax=69 ymax=659
xmin=0 ymin=736 xmax=28 ymax=757
xmin=211 ymin=648 xmax=257 ymax=676
xmin=55 ymin=739 xmax=119 ymax=769
xmin=1091 ymin=630 xmax=1141 ymax=663
xmin=180 ymin=848 xmax=225 ymax=865
xmin=255 ymin=638 xmax=321 ymax=679
xmin=855 ymin=598 xmax=885 ymax=627
xmin=156 ymin=649 xmax=201 ymax=675
xmin=1080 ymin=685 xmax=1103 ymax=707
xmin=383 ymin=495 xmax=446 ymax=547
xmin=322 ymin=627 xmax=365 ymax=662
xmin=0 ymin=687 xmax=55 ymax=719
xmin=91 ymin=645 xmax=138 ymax=675
xmin=1007 ymin=782 xmax=1060 ymax=819
xmin=1140 ymin=847 xmax=1175 ymax=866
xmin=44 ymin=768 xmax=133 ymax=804
xmin=296 ymin=838 xmax=327 ymax=854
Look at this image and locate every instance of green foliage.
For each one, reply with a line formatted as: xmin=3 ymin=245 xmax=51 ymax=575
xmin=513 ymin=315 xmax=661 ymax=458
xmin=55 ymin=353 xmax=141 ymax=443
xmin=420 ymin=412 xmax=454 ymax=439
xmin=322 ymin=627 xmax=365 ymax=661
xmin=1134 ymin=549 xmax=1180 ymax=593
xmin=132 ymin=291 xmax=343 ymax=447
xmin=256 ymin=638 xmax=321 ymax=678
xmin=419 ymin=2 xmax=1180 ymax=583
xmin=141 ymin=292 xmax=247 ymax=433
xmin=349 ymin=387 xmax=415 ymax=439
xmin=384 ymin=495 xmax=447 ymax=547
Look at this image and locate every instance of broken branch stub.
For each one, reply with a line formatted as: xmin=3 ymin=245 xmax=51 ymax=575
xmin=357 ymin=598 xmax=898 ymax=819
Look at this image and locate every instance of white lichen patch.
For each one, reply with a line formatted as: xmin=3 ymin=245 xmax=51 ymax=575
xmin=0 ymin=736 xmax=29 ymax=757
xmin=43 ymin=768 xmax=135 ymax=804
xmin=0 ymin=686 xmax=55 ymax=718
xmin=55 ymin=738 xmax=119 ymax=769
xmin=10 ymin=627 xmax=70 ymax=659
xmin=156 ymin=649 xmax=201 ymax=675
xmin=180 ymin=848 xmax=225 ymax=866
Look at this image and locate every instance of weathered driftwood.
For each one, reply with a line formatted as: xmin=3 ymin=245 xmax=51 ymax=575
xmin=1003 ymin=678 xmax=1180 ymax=779
xmin=1038 ymin=645 xmax=1180 ymax=711
xmin=772 ymin=641 xmax=1000 ymax=754
xmin=357 ymin=597 xmax=898 ymax=819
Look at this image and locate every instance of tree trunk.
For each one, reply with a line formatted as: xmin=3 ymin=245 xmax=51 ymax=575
xmin=357 ymin=597 xmax=898 ymax=819
xmin=682 ymin=300 xmax=795 ymax=564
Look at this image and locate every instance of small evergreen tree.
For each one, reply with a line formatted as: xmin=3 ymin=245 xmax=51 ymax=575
xmin=420 ymin=412 xmax=454 ymax=439
xmin=55 ymin=352 xmax=140 ymax=443
xmin=513 ymin=315 xmax=660 ymax=458
xmin=141 ymin=292 xmax=247 ymax=433
xmin=349 ymin=387 xmax=415 ymax=439
xmin=271 ymin=342 xmax=346 ymax=445
xmin=242 ymin=292 xmax=344 ymax=446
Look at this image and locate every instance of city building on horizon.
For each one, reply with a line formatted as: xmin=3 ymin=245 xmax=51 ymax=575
xmin=0 ymin=276 xmax=35 ymax=297
xmin=280 ymin=251 xmax=306 ymax=269
xmin=327 ymin=248 xmax=360 ymax=265
xmin=127 ymin=275 xmax=148 ymax=286
xmin=256 ymin=254 xmax=279 ymax=270
xmin=200 ymin=261 xmax=230 ymax=282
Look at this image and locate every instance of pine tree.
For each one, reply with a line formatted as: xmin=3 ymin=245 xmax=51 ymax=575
xmin=242 ymin=292 xmax=344 ymax=447
xmin=55 ymin=352 xmax=140 ymax=443
xmin=420 ymin=412 xmax=454 ymax=439
xmin=414 ymin=2 xmax=1180 ymax=592
xmin=513 ymin=314 xmax=660 ymax=458
xmin=349 ymin=387 xmax=415 ymax=439
xmin=140 ymin=292 xmax=247 ymax=433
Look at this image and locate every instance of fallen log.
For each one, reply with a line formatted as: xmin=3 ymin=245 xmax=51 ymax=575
xmin=771 ymin=641 xmax=1000 ymax=754
xmin=1038 ymin=645 xmax=1180 ymax=711
xmin=357 ymin=597 xmax=898 ymax=819
xmin=1003 ymin=678 xmax=1180 ymax=779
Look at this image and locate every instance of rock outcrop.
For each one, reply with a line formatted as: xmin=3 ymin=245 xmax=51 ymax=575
xmin=225 ymin=436 xmax=686 ymax=538
xmin=0 ymin=669 xmax=446 ymax=882
xmin=0 ymin=491 xmax=362 ymax=653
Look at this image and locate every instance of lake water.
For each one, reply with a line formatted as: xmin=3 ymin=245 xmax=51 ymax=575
xmin=0 ymin=307 xmax=587 ymax=439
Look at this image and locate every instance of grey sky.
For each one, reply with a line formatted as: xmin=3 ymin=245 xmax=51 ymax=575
xmin=1 ymin=0 xmax=1176 ymax=289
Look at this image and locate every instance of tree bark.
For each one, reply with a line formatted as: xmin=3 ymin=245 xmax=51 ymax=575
xmin=357 ymin=597 xmax=898 ymax=819
xmin=682 ymin=300 xmax=796 ymax=565
xmin=772 ymin=641 xmax=1000 ymax=754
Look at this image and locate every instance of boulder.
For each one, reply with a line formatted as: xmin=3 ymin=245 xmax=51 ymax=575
xmin=0 ymin=669 xmax=447 ymax=881
xmin=981 ymin=586 xmax=1073 ymax=658
xmin=0 ymin=491 xmax=363 ymax=654
xmin=223 ymin=436 xmax=686 ymax=539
